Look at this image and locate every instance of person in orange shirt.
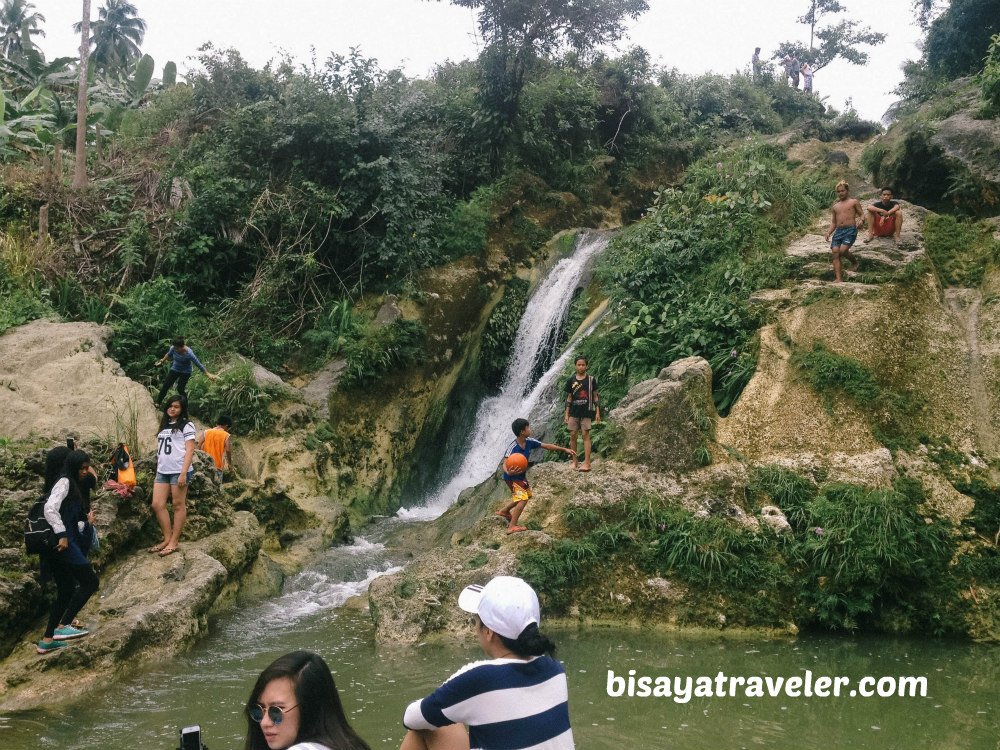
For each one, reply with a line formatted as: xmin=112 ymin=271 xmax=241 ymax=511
xmin=198 ymin=416 xmax=233 ymax=484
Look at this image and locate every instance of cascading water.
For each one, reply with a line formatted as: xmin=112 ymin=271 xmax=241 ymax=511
xmin=398 ymin=231 xmax=611 ymax=520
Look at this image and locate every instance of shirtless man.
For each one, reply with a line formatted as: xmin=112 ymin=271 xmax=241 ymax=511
xmin=864 ymin=187 xmax=903 ymax=242
xmin=824 ymin=181 xmax=864 ymax=282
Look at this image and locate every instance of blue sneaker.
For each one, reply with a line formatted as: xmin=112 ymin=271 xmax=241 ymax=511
xmin=52 ymin=625 xmax=89 ymax=640
xmin=36 ymin=640 xmax=68 ymax=654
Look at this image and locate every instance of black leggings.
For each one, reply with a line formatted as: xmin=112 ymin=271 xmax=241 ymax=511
xmin=44 ymin=556 xmax=100 ymax=638
xmin=156 ymin=370 xmax=191 ymax=405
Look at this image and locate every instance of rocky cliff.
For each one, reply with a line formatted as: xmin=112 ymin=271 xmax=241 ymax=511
xmin=368 ymin=156 xmax=1000 ymax=644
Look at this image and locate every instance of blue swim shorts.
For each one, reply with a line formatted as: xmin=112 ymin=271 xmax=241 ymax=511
xmin=830 ymin=225 xmax=858 ymax=248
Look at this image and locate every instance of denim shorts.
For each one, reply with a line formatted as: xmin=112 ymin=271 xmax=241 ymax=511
xmin=830 ymin=225 xmax=857 ymax=248
xmin=155 ymin=468 xmax=194 ymax=485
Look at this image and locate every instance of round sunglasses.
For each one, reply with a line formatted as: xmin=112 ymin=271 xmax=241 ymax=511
xmin=248 ymin=703 xmax=299 ymax=725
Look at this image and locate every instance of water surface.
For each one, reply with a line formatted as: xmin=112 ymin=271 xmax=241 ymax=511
xmin=1 ymin=537 xmax=995 ymax=749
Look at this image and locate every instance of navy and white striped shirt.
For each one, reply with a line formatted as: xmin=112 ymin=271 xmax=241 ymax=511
xmin=403 ymin=655 xmax=574 ymax=750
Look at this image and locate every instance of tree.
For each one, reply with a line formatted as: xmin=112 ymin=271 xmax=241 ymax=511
xmin=924 ymin=0 xmax=1000 ymax=77
xmin=73 ymin=0 xmax=90 ymax=188
xmin=0 ymin=0 xmax=45 ymax=59
xmin=434 ymin=0 xmax=648 ymax=172
xmin=73 ymin=0 xmax=146 ymax=75
xmin=777 ymin=0 xmax=886 ymax=72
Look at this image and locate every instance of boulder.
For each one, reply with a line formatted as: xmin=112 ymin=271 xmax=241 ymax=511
xmin=0 ymin=511 xmax=262 ymax=711
xmin=609 ymin=356 xmax=716 ymax=471
xmin=0 ymin=320 xmax=159 ymax=450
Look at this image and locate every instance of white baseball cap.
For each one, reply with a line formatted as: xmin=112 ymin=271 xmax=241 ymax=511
xmin=458 ymin=576 xmax=541 ymax=640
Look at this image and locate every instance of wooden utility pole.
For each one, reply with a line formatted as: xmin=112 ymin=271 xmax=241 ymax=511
xmin=72 ymin=0 xmax=91 ymax=188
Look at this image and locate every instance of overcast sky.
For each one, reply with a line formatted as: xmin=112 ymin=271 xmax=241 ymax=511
xmin=31 ymin=0 xmax=924 ymax=121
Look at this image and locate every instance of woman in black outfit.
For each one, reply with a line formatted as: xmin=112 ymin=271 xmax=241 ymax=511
xmin=36 ymin=448 xmax=99 ymax=654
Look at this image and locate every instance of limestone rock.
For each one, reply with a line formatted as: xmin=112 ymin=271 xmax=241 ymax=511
xmin=609 ymin=356 xmax=716 ymax=471
xmin=930 ymin=109 xmax=1000 ymax=186
xmin=297 ymin=358 xmax=347 ymax=420
xmin=759 ymin=505 xmax=792 ymax=534
xmin=375 ymin=295 xmax=402 ymax=325
xmin=0 ymin=320 xmax=159 ymax=450
xmin=0 ymin=512 xmax=262 ymax=711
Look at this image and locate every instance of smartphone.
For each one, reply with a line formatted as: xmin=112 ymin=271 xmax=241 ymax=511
xmin=179 ymin=725 xmax=202 ymax=750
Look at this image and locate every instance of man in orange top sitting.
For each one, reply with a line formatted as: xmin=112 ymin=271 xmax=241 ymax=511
xmin=198 ymin=416 xmax=233 ymax=484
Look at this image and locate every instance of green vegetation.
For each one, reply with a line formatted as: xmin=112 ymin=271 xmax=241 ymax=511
xmin=2 ymin=0 xmax=881 ymax=412
xmin=893 ymin=0 xmax=1000 ymax=111
xmin=575 ymin=140 xmax=825 ymax=414
xmin=480 ymin=277 xmax=530 ymax=391
xmin=340 ymin=319 xmax=426 ymax=390
xmin=792 ymin=342 xmax=915 ymax=449
xmin=184 ymin=363 xmax=281 ymax=435
xmin=980 ymin=34 xmax=1000 ymax=116
xmin=520 ymin=468 xmax=972 ymax=635
xmin=923 ymin=214 xmax=1000 ymax=287
xmin=776 ymin=0 xmax=886 ymax=74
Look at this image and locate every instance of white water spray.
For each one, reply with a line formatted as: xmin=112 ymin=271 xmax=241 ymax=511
xmin=399 ymin=231 xmax=610 ymax=520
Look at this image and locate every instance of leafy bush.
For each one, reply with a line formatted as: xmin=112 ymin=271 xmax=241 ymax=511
xmin=517 ymin=523 xmax=632 ymax=610
xmin=859 ymin=141 xmax=888 ymax=182
xmin=793 ymin=482 xmax=955 ymax=631
xmin=923 ymin=214 xmax=999 ymax=287
xmin=340 ymin=319 xmax=426 ymax=389
xmin=792 ymin=342 xmax=881 ymax=406
xmin=581 ymin=140 xmax=816 ymax=410
xmin=479 ymin=278 xmax=529 ymax=391
xmin=300 ymin=298 xmax=360 ymax=370
xmin=953 ymin=478 xmax=1000 ymax=542
xmin=0 ymin=285 xmax=50 ymax=334
xmin=108 ymin=278 xmax=197 ymax=380
xmin=184 ymin=362 xmax=278 ymax=434
xmin=979 ymin=34 xmax=1000 ymax=116
xmin=792 ymin=342 xmax=917 ymax=449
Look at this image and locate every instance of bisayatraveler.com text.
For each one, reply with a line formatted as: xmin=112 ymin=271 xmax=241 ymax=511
xmin=607 ymin=670 xmax=927 ymax=703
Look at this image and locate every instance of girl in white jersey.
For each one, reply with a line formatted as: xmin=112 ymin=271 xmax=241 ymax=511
xmin=149 ymin=395 xmax=196 ymax=557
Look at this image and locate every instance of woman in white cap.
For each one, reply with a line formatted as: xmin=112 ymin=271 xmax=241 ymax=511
xmin=401 ymin=576 xmax=574 ymax=750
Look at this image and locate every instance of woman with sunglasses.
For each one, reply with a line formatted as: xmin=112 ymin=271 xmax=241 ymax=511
xmin=245 ymin=651 xmax=371 ymax=750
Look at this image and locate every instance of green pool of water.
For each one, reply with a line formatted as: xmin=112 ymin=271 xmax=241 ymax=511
xmin=2 ymin=543 xmax=996 ymax=749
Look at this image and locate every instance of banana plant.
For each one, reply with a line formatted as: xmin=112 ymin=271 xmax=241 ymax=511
xmin=0 ymin=83 xmax=57 ymax=158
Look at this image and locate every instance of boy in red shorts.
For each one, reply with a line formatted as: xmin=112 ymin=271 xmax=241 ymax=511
xmin=496 ymin=418 xmax=575 ymax=534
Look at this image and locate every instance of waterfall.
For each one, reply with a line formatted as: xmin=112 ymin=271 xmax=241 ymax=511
xmin=398 ymin=231 xmax=611 ymax=520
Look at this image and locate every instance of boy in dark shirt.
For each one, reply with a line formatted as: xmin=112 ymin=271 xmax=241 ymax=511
xmin=564 ymin=357 xmax=600 ymax=471
xmin=864 ymin=187 xmax=903 ymax=242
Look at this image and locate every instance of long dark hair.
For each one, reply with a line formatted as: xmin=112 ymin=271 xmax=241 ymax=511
xmin=497 ymin=622 xmax=557 ymax=658
xmin=43 ymin=446 xmax=71 ymax=494
xmin=59 ymin=449 xmax=91 ymax=506
xmin=158 ymin=395 xmax=190 ymax=433
xmin=244 ymin=651 xmax=371 ymax=750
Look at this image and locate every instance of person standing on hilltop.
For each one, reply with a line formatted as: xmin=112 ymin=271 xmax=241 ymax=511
xmin=752 ymin=47 xmax=762 ymax=82
xmin=801 ymin=62 xmax=814 ymax=93
xmin=825 ymin=181 xmax=864 ymax=283
xmin=780 ymin=53 xmax=793 ymax=85
xmin=154 ymin=336 xmax=217 ymax=407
